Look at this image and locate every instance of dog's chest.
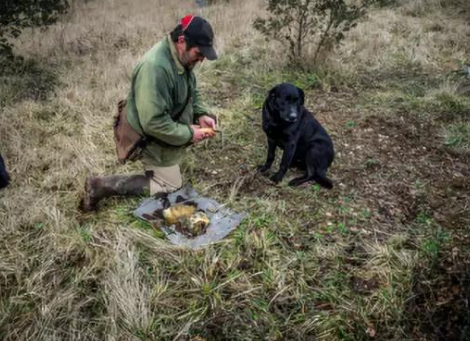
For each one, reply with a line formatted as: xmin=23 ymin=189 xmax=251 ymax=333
xmin=264 ymin=124 xmax=293 ymax=149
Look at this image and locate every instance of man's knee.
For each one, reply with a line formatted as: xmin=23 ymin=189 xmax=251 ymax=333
xmin=149 ymin=179 xmax=181 ymax=195
xmin=147 ymin=165 xmax=182 ymax=195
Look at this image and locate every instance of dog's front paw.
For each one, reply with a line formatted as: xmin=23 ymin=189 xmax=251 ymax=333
xmin=256 ymin=164 xmax=270 ymax=174
xmin=269 ymin=172 xmax=284 ymax=184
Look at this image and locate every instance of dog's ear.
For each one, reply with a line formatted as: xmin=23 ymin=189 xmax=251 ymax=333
xmin=297 ymin=87 xmax=305 ymax=106
xmin=268 ymin=85 xmax=279 ymax=98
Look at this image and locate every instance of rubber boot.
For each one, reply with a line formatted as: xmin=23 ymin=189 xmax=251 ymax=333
xmin=81 ymin=175 xmax=149 ymax=212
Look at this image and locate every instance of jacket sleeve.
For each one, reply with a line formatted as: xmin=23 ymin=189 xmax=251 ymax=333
xmin=135 ymin=62 xmax=193 ymax=146
xmin=192 ymin=75 xmax=212 ymax=121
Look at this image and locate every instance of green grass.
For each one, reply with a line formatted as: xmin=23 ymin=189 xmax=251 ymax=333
xmin=3 ymin=53 xmax=461 ymax=339
xmin=444 ymin=121 xmax=470 ymax=149
xmin=1 ymin=1 xmax=470 ymax=340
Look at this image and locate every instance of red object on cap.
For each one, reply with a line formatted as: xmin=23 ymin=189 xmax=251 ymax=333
xmin=181 ymin=15 xmax=194 ymax=31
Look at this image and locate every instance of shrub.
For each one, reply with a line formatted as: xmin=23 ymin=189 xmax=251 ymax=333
xmin=0 ymin=0 xmax=69 ymax=58
xmin=253 ymin=0 xmax=374 ymax=67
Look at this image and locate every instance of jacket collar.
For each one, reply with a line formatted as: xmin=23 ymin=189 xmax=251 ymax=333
xmin=167 ymin=35 xmax=185 ymax=75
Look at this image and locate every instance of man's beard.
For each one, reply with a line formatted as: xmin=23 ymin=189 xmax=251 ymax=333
xmin=185 ymin=61 xmax=197 ymax=70
xmin=181 ymin=47 xmax=198 ymax=70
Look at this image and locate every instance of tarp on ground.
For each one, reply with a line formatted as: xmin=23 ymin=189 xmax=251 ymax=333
xmin=134 ymin=185 xmax=246 ymax=249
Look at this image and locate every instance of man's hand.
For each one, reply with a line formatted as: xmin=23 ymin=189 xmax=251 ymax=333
xmin=198 ymin=115 xmax=216 ymax=129
xmin=191 ymin=125 xmax=211 ymax=143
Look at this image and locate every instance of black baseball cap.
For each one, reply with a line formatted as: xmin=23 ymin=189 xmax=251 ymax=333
xmin=181 ymin=15 xmax=217 ymax=60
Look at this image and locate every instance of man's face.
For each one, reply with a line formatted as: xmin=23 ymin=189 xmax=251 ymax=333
xmin=179 ymin=43 xmax=205 ymax=70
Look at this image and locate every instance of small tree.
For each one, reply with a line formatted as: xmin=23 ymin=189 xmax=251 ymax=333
xmin=0 ymin=0 xmax=69 ymax=58
xmin=254 ymin=0 xmax=373 ymax=66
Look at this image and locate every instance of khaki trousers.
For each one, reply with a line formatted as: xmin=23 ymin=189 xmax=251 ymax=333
xmin=142 ymin=161 xmax=183 ymax=195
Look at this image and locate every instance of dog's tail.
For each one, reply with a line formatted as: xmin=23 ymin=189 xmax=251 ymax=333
xmin=313 ymin=173 xmax=333 ymax=189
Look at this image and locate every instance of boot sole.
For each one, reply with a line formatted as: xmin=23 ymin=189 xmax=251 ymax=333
xmin=80 ymin=178 xmax=99 ymax=212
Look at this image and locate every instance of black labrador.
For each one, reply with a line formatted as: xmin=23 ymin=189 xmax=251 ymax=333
xmin=257 ymin=83 xmax=334 ymax=188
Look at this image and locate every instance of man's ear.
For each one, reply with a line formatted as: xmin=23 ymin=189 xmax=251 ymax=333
xmin=177 ymin=35 xmax=186 ymax=45
xmin=298 ymin=87 xmax=305 ymax=106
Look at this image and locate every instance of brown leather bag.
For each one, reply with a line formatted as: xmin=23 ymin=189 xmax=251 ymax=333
xmin=113 ymin=100 xmax=146 ymax=164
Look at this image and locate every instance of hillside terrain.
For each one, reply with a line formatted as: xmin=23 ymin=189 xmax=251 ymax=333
xmin=1 ymin=0 xmax=469 ymax=340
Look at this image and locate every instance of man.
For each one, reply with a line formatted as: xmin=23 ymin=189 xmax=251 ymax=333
xmin=82 ymin=15 xmax=217 ymax=212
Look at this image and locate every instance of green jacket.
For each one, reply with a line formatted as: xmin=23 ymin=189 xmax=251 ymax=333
xmin=126 ymin=35 xmax=210 ymax=166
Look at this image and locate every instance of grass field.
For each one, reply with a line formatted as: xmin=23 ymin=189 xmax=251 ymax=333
xmin=1 ymin=0 xmax=470 ymax=340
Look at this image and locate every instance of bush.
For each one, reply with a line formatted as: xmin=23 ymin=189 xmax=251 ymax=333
xmin=0 ymin=0 xmax=69 ymax=58
xmin=253 ymin=0 xmax=374 ymax=67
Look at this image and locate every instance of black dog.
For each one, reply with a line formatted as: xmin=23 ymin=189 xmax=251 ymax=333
xmin=257 ymin=83 xmax=334 ymax=188
xmin=0 ymin=151 xmax=10 ymax=189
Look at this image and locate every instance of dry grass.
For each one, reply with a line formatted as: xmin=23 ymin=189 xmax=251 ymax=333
xmin=1 ymin=0 xmax=470 ymax=340
xmin=332 ymin=0 xmax=470 ymax=73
